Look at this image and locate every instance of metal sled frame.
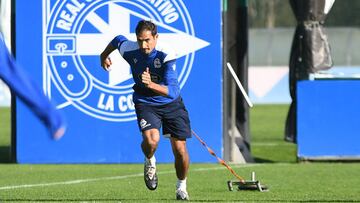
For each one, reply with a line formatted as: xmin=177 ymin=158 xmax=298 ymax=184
xmin=227 ymin=172 xmax=269 ymax=192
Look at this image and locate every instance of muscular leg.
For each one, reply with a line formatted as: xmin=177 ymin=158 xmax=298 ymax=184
xmin=141 ymin=128 xmax=160 ymax=159
xmin=142 ymin=128 xmax=160 ymax=190
xmin=170 ymin=137 xmax=189 ymax=180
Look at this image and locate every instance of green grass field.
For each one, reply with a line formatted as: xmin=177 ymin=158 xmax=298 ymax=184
xmin=1 ymin=105 xmax=360 ymax=202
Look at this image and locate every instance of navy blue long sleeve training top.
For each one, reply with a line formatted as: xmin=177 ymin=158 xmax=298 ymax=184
xmin=111 ymin=35 xmax=180 ymax=105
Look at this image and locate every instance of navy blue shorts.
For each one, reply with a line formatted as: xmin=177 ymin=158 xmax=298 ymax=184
xmin=135 ymin=96 xmax=191 ymax=140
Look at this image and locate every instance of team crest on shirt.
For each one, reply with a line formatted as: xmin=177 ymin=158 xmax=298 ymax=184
xmin=154 ymin=58 xmax=161 ymax=68
xmin=43 ymin=0 xmax=210 ymax=122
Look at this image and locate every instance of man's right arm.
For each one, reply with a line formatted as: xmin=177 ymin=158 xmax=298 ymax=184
xmin=100 ymin=35 xmax=127 ymax=71
xmin=100 ymin=43 xmax=116 ymax=71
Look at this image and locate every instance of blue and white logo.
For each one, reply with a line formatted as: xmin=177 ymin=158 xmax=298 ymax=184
xmin=43 ymin=0 xmax=209 ymax=122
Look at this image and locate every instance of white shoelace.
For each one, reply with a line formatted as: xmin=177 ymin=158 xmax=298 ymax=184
xmin=176 ymin=188 xmax=189 ymax=199
xmin=145 ymin=165 xmax=156 ymax=180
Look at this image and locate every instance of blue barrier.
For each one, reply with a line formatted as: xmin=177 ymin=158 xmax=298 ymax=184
xmin=297 ymin=80 xmax=360 ymax=160
xmin=15 ymin=0 xmax=222 ymax=163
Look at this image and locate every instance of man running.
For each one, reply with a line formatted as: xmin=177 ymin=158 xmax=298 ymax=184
xmin=100 ymin=20 xmax=191 ymax=200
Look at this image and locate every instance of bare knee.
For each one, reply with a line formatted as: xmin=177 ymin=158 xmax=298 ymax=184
xmin=144 ymin=138 xmax=158 ymax=150
xmin=171 ymin=139 xmax=188 ymax=157
xmin=142 ymin=129 xmax=160 ymax=150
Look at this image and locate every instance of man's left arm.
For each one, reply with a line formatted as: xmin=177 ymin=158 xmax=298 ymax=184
xmin=142 ymin=67 xmax=169 ymax=96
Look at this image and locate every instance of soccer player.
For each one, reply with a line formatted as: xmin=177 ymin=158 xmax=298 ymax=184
xmin=100 ymin=20 xmax=191 ymax=200
xmin=0 ymin=33 xmax=66 ymax=140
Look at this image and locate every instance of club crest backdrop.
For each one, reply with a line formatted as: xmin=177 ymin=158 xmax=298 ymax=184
xmin=15 ymin=0 xmax=222 ymax=163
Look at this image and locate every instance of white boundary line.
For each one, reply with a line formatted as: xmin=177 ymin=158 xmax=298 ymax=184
xmin=0 ymin=165 xmax=257 ymax=191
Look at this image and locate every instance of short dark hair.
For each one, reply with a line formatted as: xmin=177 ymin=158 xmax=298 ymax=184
xmin=135 ymin=20 xmax=157 ymax=36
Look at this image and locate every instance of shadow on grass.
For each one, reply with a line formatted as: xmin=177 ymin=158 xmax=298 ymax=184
xmin=0 ymin=146 xmax=12 ymax=163
xmin=253 ymin=157 xmax=275 ymax=163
